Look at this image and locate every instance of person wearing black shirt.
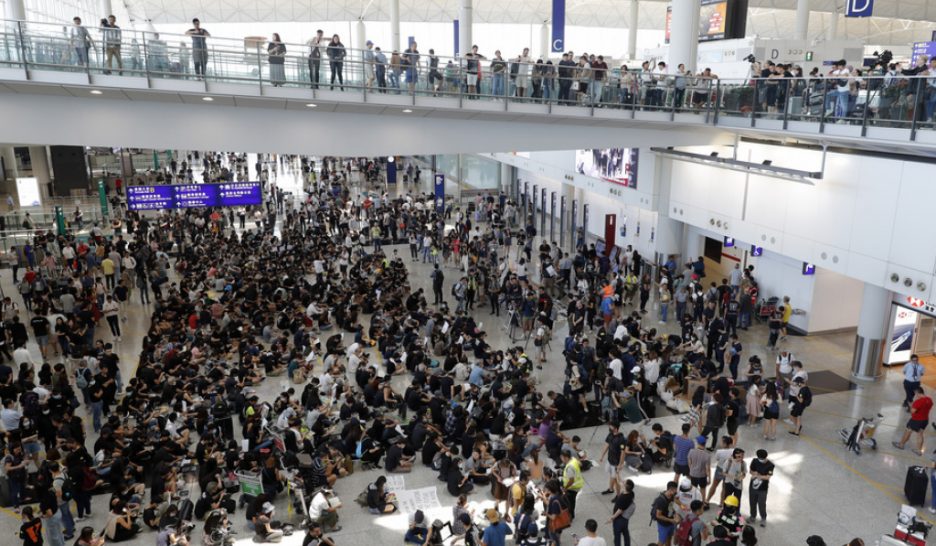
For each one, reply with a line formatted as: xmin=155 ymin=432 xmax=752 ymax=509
xmin=557 ymin=53 xmax=576 ymax=103
xmin=302 ymin=523 xmax=336 ymax=546
xmin=30 ymin=315 xmax=51 ymax=360
xmin=748 ymin=449 xmax=774 ymax=528
xmin=599 ymin=421 xmax=625 ymax=495
xmin=608 ymin=479 xmax=635 ymax=546
xmin=385 ymin=437 xmax=413 ymax=473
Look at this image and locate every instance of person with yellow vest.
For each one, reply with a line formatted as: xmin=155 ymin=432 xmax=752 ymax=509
xmin=560 ymin=450 xmax=585 ymax=519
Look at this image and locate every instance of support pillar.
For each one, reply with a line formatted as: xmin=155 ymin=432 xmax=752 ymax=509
xmin=540 ymin=22 xmax=549 ymax=59
xmin=459 ymin=0 xmax=473 ymax=60
xmin=827 ymin=5 xmax=838 ymax=40
xmin=0 ymin=147 xmax=18 ymax=181
xmin=27 ymin=146 xmax=52 ymax=202
xmin=100 ymin=0 xmax=113 ymax=16
xmin=852 ymin=283 xmax=891 ymax=381
xmin=4 ymin=0 xmax=25 ymax=21
xmin=356 ymin=19 xmax=366 ymax=82
xmin=668 ymin=0 xmax=701 ymax=72
xmin=628 ymin=0 xmax=639 ymax=60
xmin=390 ymin=0 xmax=401 ymax=52
xmin=794 ymin=0 xmax=810 ymax=41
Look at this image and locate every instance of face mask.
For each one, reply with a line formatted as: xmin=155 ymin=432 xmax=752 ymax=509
xmin=757 ymin=457 xmax=767 ymax=463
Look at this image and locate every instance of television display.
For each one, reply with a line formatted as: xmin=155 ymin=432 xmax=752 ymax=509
xmin=699 ymin=0 xmax=728 ymax=42
xmin=575 ymin=148 xmax=639 ymax=189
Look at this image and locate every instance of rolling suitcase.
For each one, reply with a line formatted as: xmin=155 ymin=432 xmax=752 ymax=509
xmin=904 ymin=466 xmax=928 ymax=506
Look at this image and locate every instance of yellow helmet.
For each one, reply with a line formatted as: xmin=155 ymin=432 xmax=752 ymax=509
xmin=723 ymin=495 xmax=739 ymax=508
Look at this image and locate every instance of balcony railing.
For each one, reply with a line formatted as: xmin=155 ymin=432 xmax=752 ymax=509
xmin=1 ymin=19 xmax=936 ymax=141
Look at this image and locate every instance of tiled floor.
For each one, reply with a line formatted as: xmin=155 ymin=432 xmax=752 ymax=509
xmin=0 ymin=162 xmax=929 ymax=546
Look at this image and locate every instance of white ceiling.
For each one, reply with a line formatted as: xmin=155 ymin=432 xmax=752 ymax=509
xmin=123 ymin=0 xmax=936 ymax=45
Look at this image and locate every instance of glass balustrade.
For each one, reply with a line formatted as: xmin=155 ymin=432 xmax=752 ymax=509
xmin=0 ymin=20 xmax=934 ymax=139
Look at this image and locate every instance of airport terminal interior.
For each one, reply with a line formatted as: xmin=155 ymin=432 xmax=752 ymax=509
xmin=5 ymin=1 xmax=936 ymax=546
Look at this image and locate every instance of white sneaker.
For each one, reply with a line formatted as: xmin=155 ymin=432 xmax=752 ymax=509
xmin=929 ymin=507 xmax=936 ymax=514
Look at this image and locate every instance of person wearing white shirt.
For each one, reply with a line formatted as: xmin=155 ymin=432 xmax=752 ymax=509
xmin=608 ymin=358 xmax=623 ymax=381
xmin=0 ymin=400 xmax=22 ymax=431
xmin=12 ymin=346 xmax=34 ymax=383
xmin=575 ymin=519 xmax=606 ymax=546
xmin=307 ymin=489 xmax=341 ymax=531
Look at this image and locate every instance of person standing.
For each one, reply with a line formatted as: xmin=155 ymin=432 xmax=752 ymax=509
xmin=652 ymin=481 xmax=680 ymax=546
xmin=185 ymin=18 xmax=210 ymax=78
xmin=576 ymin=519 xmax=606 ymax=546
xmin=687 ymin=436 xmax=712 ymax=508
xmin=431 ymin=264 xmax=444 ymax=305
xmin=267 ymin=33 xmax=286 ymax=86
xmin=102 ymin=15 xmax=122 ymax=75
xmin=747 ymin=449 xmax=774 ymax=528
xmin=307 ymin=29 xmax=325 ymax=88
xmin=561 ymin=450 xmax=585 ymax=519
xmin=607 ymin=479 xmax=634 ymax=546
xmin=403 ymin=41 xmax=420 ymax=94
xmin=598 ymin=421 xmax=625 ymax=495
xmin=69 ymin=17 xmax=94 ymax=67
xmin=19 ymin=506 xmax=42 ymax=546
xmin=893 ymin=386 xmax=932 ymax=456
xmin=903 ymin=354 xmax=925 ymax=411
xmin=102 ymin=295 xmax=121 ymax=342
xmin=40 ymin=479 xmax=65 ymax=546
xmin=787 ymin=377 xmax=811 ymax=436
xmin=326 ymin=34 xmax=345 ymax=91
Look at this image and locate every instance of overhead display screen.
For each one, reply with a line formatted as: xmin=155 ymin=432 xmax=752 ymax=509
xmin=699 ymin=0 xmax=728 ymax=42
xmin=127 ymin=182 xmax=263 ymax=210
xmin=575 ymin=148 xmax=639 ymax=189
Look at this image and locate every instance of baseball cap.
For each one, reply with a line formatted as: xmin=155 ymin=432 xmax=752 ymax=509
xmin=696 ymin=435 xmax=707 ymax=445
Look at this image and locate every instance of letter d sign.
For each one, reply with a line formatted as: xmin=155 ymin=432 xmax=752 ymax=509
xmin=845 ymin=0 xmax=873 ymax=17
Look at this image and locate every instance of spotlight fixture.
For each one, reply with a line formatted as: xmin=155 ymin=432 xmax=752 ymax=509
xmin=202 ymin=97 xmax=214 ymax=102
xmin=305 ymin=103 xmax=317 ymax=108
xmin=402 ymin=108 xmax=413 ymax=113
xmin=90 ymin=90 xmax=103 ymax=95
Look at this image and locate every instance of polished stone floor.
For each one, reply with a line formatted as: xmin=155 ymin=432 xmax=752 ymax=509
xmin=0 ymin=162 xmax=927 ymax=546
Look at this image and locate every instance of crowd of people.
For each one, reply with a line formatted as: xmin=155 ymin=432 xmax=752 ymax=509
xmin=9 ymin=16 xmax=930 ymax=124
xmin=0 ymin=151 xmax=873 ymax=546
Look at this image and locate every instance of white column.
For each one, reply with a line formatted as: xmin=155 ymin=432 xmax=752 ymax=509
xmin=628 ymin=0 xmax=639 ymax=61
xmin=356 ymin=20 xmax=366 ymax=84
xmin=4 ymin=0 xmax=25 ymax=21
xmin=794 ymin=0 xmax=810 ymax=40
xmin=827 ymin=6 xmax=838 ymax=40
xmin=390 ymin=0 xmax=401 ymax=52
xmin=0 ymin=147 xmax=17 ymax=181
xmin=852 ymin=283 xmax=892 ymax=380
xmin=28 ymin=146 xmax=51 ymax=202
xmin=668 ymin=0 xmax=701 ymax=72
xmin=539 ymin=22 xmax=549 ymax=59
xmin=459 ymin=0 xmax=473 ymax=59
xmin=100 ymin=0 xmax=113 ymax=16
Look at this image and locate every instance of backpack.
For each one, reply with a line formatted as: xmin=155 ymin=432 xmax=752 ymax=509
xmin=800 ymin=386 xmax=812 ymax=407
xmin=75 ymin=369 xmax=90 ymax=390
xmin=451 ymin=284 xmax=458 ymax=296
xmin=20 ymin=391 xmax=40 ymax=418
xmin=649 ymin=493 xmax=667 ymax=524
xmin=54 ymin=474 xmax=74 ymax=502
xmin=673 ymin=513 xmax=698 ymax=546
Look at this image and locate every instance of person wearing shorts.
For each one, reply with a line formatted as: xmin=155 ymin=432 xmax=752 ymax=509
xmin=894 ymin=386 xmax=932 ymax=456
xmin=672 ymin=423 xmax=694 ymax=483
xmin=653 ymin=481 xmax=680 ymax=546
xmin=598 ymin=421 xmax=625 ymax=495
xmin=687 ymin=436 xmax=711 ymax=504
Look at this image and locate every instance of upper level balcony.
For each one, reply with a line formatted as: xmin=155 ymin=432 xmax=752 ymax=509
xmin=0 ymin=20 xmax=934 ymax=155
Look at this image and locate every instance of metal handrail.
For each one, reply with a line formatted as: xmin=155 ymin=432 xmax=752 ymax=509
xmin=0 ymin=18 xmax=931 ymax=139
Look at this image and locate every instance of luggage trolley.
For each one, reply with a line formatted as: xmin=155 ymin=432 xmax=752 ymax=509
xmin=840 ymin=413 xmax=883 ymax=455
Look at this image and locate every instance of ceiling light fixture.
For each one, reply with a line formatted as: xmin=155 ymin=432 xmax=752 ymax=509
xmin=89 ymin=90 xmax=103 ymax=95
xmin=305 ymin=103 xmax=317 ymax=108
xmin=402 ymin=108 xmax=413 ymax=113
xmin=202 ymin=97 xmax=214 ymax=102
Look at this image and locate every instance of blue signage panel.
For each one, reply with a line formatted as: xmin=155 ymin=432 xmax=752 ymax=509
xmin=551 ymin=0 xmax=565 ymax=53
xmin=387 ymin=158 xmax=397 ymax=184
xmin=127 ymin=182 xmax=263 ymax=210
xmin=845 ymin=0 xmax=873 ymax=17
xmin=751 ymin=245 xmax=763 ymax=257
xmin=723 ymin=236 xmax=735 ymax=248
xmin=802 ymin=262 xmax=816 ymax=275
xmin=434 ymin=174 xmax=445 ymax=214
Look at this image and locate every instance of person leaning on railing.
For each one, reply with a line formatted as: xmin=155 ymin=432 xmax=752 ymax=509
xmin=69 ymin=17 xmax=93 ymax=67
xmin=102 ymin=15 xmax=122 ymax=75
